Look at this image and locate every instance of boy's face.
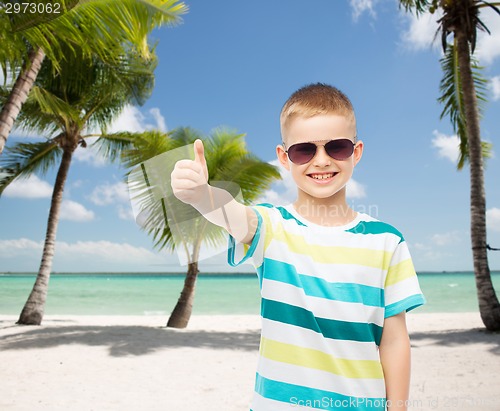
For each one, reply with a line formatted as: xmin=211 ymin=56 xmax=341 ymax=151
xmin=276 ymin=114 xmax=363 ymax=202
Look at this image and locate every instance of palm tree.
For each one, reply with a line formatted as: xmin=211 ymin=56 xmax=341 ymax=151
xmin=0 ymin=0 xmax=187 ymax=154
xmin=400 ymin=0 xmax=500 ymax=330
xmin=0 ymin=43 xmax=157 ymax=325
xmin=120 ymin=128 xmax=282 ymax=328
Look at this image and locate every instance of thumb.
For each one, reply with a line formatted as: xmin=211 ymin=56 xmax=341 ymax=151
xmin=193 ymin=139 xmax=208 ymax=179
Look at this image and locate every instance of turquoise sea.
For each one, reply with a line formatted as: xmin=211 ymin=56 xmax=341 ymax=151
xmin=1 ymin=272 xmax=499 ymax=316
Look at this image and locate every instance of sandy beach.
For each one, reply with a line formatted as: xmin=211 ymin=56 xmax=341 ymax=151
xmin=0 ymin=313 xmax=498 ymax=411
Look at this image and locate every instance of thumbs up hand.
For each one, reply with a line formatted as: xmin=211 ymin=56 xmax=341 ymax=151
xmin=171 ymin=139 xmax=210 ymax=206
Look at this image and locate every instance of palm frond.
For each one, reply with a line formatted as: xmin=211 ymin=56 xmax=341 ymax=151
xmin=399 ymin=0 xmax=434 ymax=15
xmin=91 ymin=132 xmax=140 ymax=163
xmin=31 ymin=86 xmax=81 ymax=119
xmin=217 ymin=157 xmax=282 ymax=204
xmin=0 ymin=14 xmax=26 ymax=76
xmin=129 ymin=166 xmax=230 ymax=254
xmin=477 ymin=1 xmax=500 ymax=14
xmin=13 ymin=85 xmax=80 ymax=135
xmin=0 ymin=140 xmax=62 ymax=195
xmin=438 ymin=40 xmax=490 ymax=170
xmin=5 ymin=0 xmax=187 ymax=69
xmin=122 ymin=128 xmax=199 ymax=169
xmin=12 ymin=40 xmax=157 ymax=138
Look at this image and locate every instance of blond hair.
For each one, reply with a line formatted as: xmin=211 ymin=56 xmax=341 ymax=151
xmin=280 ymin=83 xmax=356 ymax=140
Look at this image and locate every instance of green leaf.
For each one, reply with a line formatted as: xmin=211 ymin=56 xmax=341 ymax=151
xmin=438 ymin=39 xmax=490 ymax=170
xmin=91 ymin=132 xmax=139 ymax=163
xmin=0 ymin=140 xmax=62 ymax=195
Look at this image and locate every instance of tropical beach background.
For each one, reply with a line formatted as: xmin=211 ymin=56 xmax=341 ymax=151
xmin=1 ymin=1 xmax=500 ymax=410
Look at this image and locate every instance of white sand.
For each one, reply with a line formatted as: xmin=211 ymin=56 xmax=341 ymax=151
xmin=0 ymin=313 xmax=498 ymax=411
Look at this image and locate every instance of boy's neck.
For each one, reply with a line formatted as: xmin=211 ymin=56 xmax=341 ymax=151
xmin=293 ymin=190 xmax=357 ymax=227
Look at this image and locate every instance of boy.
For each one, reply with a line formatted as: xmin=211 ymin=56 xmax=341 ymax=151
xmin=171 ymin=83 xmax=425 ymax=410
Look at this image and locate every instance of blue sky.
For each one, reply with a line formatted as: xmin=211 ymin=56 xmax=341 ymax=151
xmin=1 ymin=0 xmax=500 ymax=273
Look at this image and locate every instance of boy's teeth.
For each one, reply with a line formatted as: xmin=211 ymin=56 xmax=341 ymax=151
xmin=310 ymin=173 xmax=334 ymax=180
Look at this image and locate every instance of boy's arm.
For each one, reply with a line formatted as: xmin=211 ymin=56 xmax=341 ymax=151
xmin=171 ymin=139 xmax=258 ymax=245
xmin=379 ymin=311 xmax=411 ymax=411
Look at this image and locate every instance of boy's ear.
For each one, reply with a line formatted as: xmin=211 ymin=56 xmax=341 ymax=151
xmin=353 ymin=140 xmax=364 ymax=166
xmin=276 ymin=144 xmax=290 ymax=171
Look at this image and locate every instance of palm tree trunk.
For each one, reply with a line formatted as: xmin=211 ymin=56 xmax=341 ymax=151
xmin=0 ymin=47 xmax=45 ymax=154
xmin=167 ymin=240 xmax=202 ymax=329
xmin=456 ymin=31 xmax=500 ymax=331
xmin=166 ymin=261 xmax=199 ymax=328
xmin=17 ymin=147 xmax=73 ymax=325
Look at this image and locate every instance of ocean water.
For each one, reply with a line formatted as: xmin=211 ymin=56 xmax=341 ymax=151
xmin=0 ymin=272 xmax=499 ymax=316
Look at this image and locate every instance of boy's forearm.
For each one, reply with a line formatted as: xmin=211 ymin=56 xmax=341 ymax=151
xmin=379 ymin=313 xmax=411 ymax=410
xmin=380 ymin=337 xmax=410 ymax=410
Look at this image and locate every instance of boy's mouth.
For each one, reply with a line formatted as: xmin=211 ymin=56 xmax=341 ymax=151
xmin=307 ymin=172 xmax=338 ymax=180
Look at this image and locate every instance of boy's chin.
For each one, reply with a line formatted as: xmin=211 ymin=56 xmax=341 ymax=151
xmin=298 ymin=186 xmax=347 ymax=200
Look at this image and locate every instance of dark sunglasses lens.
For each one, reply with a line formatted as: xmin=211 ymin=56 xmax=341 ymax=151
xmin=325 ymin=139 xmax=354 ymax=160
xmin=288 ymin=143 xmax=317 ymax=164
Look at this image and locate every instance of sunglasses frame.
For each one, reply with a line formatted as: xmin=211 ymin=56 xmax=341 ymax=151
xmin=283 ymin=138 xmax=357 ymax=165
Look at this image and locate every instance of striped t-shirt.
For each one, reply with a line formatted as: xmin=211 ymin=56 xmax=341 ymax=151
xmin=227 ymin=203 xmax=425 ymax=411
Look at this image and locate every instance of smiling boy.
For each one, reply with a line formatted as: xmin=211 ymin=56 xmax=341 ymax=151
xmin=171 ymin=83 xmax=425 ymax=410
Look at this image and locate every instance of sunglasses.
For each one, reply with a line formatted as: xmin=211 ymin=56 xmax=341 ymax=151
xmin=284 ymin=138 xmax=356 ymax=165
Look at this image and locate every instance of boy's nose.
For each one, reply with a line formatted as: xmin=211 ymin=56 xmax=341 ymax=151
xmin=312 ymin=145 xmax=331 ymax=166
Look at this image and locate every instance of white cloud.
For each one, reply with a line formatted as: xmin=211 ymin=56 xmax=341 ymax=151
xmin=431 ymin=230 xmax=462 ymax=246
xmin=3 ymin=175 xmax=53 ymax=198
xmin=490 ymin=76 xmax=500 ymax=101
xmin=475 ymin=7 xmax=500 ymax=65
xmin=0 ymin=238 xmax=169 ymax=267
xmin=0 ymin=238 xmax=42 ymax=257
xmin=486 ymin=208 xmax=500 ymax=232
xmin=9 ymin=127 xmax=44 ymax=139
xmin=408 ymin=240 xmax=454 ymax=263
xmin=350 ymin=0 xmax=376 ymax=21
xmin=149 ymin=108 xmax=168 ymax=132
xmin=400 ymin=9 xmax=441 ymax=51
xmin=108 ymin=105 xmax=146 ymax=133
xmin=88 ymin=181 xmax=134 ymax=220
xmin=412 ymin=242 xmax=429 ymax=251
xmin=400 ymin=6 xmax=500 ymax=65
xmin=73 ymin=136 xmax=108 ymax=167
xmin=56 ymin=240 xmax=163 ymax=263
xmin=346 ymin=178 xmax=366 ymax=199
xmin=88 ymin=181 xmax=135 ymax=221
xmin=0 ymin=64 xmax=17 ymax=86
xmin=256 ymin=160 xmax=297 ymax=205
xmin=59 ymin=200 xmax=95 ymax=222
xmin=117 ymin=204 xmax=135 ymax=220
xmin=431 ymin=130 xmax=460 ymax=163
xmin=73 ymin=106 xmax=168 ymax=167
xmin=89 ymin=181 xmax=129 ymax=206
xmin=108 ymin=105 xmax=167 ymax=134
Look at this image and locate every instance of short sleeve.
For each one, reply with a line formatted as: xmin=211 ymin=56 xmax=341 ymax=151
xmin=227 ymin=205 xmax=271 ymax=269
xmin=384 ymin=240 xmax=426 ymax=318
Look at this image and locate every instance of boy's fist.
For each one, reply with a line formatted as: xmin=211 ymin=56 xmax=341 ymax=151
xmin=171 ymin=139 xmax=210 ymax=206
